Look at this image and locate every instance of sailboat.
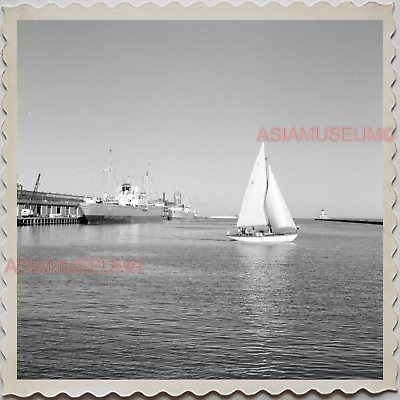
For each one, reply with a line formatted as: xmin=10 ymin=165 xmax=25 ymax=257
xmin=228 ymin=142 xmax=298 ymax=243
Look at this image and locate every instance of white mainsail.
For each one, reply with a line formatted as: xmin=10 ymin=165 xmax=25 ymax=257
xmin=237 ymin=143 xmax=297 ymax=234
xmin=265 ymin=165 xmax=297 ymax=234
xmin=237 ymin=143 xmax=268 ymax=228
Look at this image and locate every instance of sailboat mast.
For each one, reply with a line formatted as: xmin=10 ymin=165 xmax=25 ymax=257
xmin=264 ymin=145 xmax=269 ymax=196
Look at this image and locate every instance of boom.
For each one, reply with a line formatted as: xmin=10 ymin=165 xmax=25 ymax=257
xmin=28 ymin=174 xmax=41 ymax=211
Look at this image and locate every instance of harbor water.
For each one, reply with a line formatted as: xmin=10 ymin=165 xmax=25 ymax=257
xmin=17 ymin=219 xmax=383 ymax=379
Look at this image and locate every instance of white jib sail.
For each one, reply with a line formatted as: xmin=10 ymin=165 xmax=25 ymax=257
xmin=266 ymin=165 xmax=297 ymax=234
xmin=237 ymin=143 xmax=269 ymax=228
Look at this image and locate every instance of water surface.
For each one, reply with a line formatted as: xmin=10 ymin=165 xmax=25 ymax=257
xmin=17 ymin=219 xmax=383 ymax=379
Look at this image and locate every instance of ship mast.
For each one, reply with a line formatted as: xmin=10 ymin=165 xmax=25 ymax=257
xmin=108 ymin=150 xmax=111 ymax=197
xmin=147 ymin=164 xmax=149 ymax=200
xmin=146 ymin=163 xmax=150 ymax=202
xmin=101 ymin=149 xmax=113 ymax=200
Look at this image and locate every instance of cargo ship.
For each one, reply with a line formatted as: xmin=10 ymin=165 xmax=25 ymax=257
xmin=167 ymin=189 xmax=197 ymax=220
xmin=80 ymin=181 xmax=163 ymax=225
xmin=79 ymin=152 xmax=164 ymax=225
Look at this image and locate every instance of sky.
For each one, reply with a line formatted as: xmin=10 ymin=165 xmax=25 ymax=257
xmin=17 ymin=20 xmax=383 ymax=218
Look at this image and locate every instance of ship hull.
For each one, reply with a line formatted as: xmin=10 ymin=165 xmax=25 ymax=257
xmin=168 ymin=208 xmax=196 ymax=220
xmin=79 ymin=203 xmax=163 ymax=225
xmin=228 ymin=233 xmax=298 ymax=243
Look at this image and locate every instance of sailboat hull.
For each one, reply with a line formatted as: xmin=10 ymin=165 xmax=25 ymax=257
xmin=228 ymin=233 xmax=298 ymax=243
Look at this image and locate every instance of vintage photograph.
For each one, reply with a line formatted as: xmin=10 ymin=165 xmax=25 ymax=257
xmin=1 ymin=2 xmax=396 ymax=397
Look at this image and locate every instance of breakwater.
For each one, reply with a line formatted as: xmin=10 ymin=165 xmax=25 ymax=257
xmin=315 ymin=218 xmax=383 ymax=225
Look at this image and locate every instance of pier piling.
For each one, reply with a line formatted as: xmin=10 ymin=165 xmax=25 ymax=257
xmin=17 ymin=217 xmax=83 ymax=227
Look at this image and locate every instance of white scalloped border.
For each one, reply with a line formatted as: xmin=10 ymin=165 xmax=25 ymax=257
xmin=1 ymin=1 xmax=397 ymax=397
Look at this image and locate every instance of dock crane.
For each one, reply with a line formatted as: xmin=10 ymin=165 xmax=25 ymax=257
xmin=21 ymin=174 xmax=41 ymax=217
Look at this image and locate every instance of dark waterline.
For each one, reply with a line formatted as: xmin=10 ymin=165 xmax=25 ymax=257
xmin=17 ymin=219 xmax=383 ymax=379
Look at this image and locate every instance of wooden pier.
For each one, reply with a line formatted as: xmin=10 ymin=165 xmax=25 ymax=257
xmin=17 ymin=216 xmax=83 ymax=227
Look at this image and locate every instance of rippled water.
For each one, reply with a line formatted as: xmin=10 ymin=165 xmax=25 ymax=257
xmin=17 ymin=219 xmax=383 ymax=379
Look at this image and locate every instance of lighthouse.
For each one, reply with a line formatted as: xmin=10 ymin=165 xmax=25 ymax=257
xmin=318 ymin=209 xmax=328 ymax=219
